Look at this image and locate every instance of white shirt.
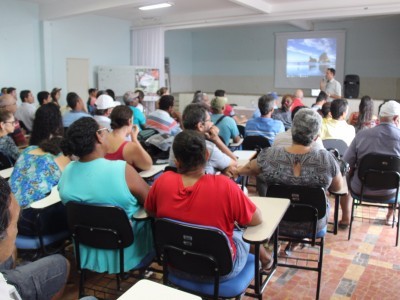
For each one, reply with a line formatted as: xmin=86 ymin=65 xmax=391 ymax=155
xmin=94 ymin=115 xmax=111 ymax=131
xmin=0 ymin=273 xmax=22 ymax=300
xmin=15 ymin=102 xmax=36 ymax=131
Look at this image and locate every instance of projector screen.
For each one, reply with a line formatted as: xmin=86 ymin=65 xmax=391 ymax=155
xmin=274 ymin=30 xmax=345 ymax=89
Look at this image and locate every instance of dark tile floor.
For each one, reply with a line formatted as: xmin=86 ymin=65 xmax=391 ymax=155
xmin=60 ymin=195 xmax=400 ymax=300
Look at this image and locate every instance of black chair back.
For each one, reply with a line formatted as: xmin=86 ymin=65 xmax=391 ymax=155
xmin=0 ymin=152 xmax=15 ymax=170
xmin=237 ymin=125 xmax=245 ymax=138
xmin=357 ymin=154 xmax=400 ymax=190
xmin=322 ymin=139 xmax=348 ymax=158
xmin=66 ymin=202 xmax=134 ymax=250
xmin=154 ymin=218 xmax=233 ymax=277
xmin=242 ymin=135 xmax=271 ymax=152
xmin=266 ymin=185 xmax=327 ymax=241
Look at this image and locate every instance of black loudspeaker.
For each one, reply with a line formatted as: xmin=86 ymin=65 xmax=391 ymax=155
xmin=344 ymin=75 xmax=360 ymax=99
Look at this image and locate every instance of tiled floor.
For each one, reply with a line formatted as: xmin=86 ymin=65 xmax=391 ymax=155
xmin=60 ymin=195 xmax=400 ymax=300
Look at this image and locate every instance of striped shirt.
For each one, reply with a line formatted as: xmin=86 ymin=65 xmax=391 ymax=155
xmin=146 ymin=109 xmax=181 ymax=136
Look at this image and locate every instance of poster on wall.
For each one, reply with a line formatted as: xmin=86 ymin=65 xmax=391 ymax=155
xmin=135 ymin=68 xmax=159 ymax=94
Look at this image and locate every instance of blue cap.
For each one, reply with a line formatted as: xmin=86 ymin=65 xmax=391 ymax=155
xmin=268 ymin=92 xmax=278 ymax=100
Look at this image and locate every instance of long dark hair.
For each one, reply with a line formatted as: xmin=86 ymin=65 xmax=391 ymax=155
xmin=30 ymin=103 xmax=63 ymax=146
xmin=356 ymin=95 xmax=373 ymax=130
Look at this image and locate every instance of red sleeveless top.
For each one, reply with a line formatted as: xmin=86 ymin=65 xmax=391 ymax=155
xmin=105 ymin=141 xmax=129 ymax=161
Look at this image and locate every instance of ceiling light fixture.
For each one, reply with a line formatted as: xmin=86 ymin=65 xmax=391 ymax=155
xmin=139 ymin=3 xmax=172 ymax=11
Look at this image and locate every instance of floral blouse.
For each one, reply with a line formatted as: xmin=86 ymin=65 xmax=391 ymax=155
xmin=9 ymin=146 xmax=61 ymax=208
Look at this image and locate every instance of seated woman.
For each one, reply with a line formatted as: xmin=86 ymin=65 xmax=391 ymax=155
xmin=0 ymin=110 xmax=19 ymax=164
xmin=9 ymin=104 xmax=70 ymax=235
xmin=58 ymin=117 xmax=153 ymax=274
xmin=29 ymin=102 xmax=64 ymax=146
xmin=347 ymin=95 xmax=378 ymax=132
xmin=105 ymin=105 xmax=152 ymax=171
xmin=236 ymin=109 xmax=342 ymax=251
xmin=145 ymin=130 xmax=273 ymax=276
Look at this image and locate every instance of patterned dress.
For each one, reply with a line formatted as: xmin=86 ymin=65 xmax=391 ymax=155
xmin=9 ymin=146 xmax=66 ymax=236
xmin=257 ymin=146 xmax=340 ymax=235
xmin=0 ymin=135 xmax=20 ymax=163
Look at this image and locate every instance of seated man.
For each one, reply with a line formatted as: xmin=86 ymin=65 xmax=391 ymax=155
xmin=62 ymin=92 xmax=92 ymax=128
xmin=168 ymin=103 xmax=237 ymax=174
xmin=339 ymin=100 xmax=400 ymax=227
xmin=146 ymin=95 xmax=181 ymax=136
xmin=146 ymin=130 xmax=272 ymax=277
xmin=123 ymin=91 xmax=146 ymax=131
xmin=210 ymin=97 xmax=240 ymax=146
xmin=245 ymin=94 xmax=285 ymax=145
xmin=15 ymin=90 xmax=37 ymax=132
xmin=0 ymin=177 xmax=69 ymax=299
xmin=320 ymin=98 xmax=355 ymax=146
xmin=93 ymin=94 xmax=120 ymax=131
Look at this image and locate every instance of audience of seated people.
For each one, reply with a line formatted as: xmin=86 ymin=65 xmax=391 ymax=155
xmin=272 ymin=94 xmax=293 ymax=131
xmin=273 ymin=106 xmax=324 ymax=150
xmin=15 ymin=90 xmax=37 ymax=133
xmin=93 ymin=94 xmax=120 ymax=131
xmin=347 ymin=95 xmax=378 ymax=132
xmin=0 ymin=110 xmax=20 ymax=163
xmin=168 ymin=103 xmax=237 ymax=175
xmin=0 ymin=177 xmax=70 ymax=299
xmin=236 ymin=109 xmax=342 ymax=251
xmin=320 ymin=98 xmax=355 ymax=146
xmin=123 ymin=91 xmax=147 ymax=131
xmin=62 ymin=92 xmax=91 ymax=128
xmin=339 ymin=100 xmax=400 ymax=228
xmin=105 ymin=105 xmax=152 ymax=171
xmin=145 ymin=130 xmax=274 ymax=274
xmin=245 ymin=94 xmax=285 ymax=145
xmin=9 ymin=104 xmax=70 ymax=236
xmin=210 ymin=96 xmax=241 ymax=145
xmin=0 ymin=94 xmax=27 ymax=147
xmin=58 ymin=117 xmax=154 ymax=274
xmin=146 ymin=95 xmax=182 ymax=136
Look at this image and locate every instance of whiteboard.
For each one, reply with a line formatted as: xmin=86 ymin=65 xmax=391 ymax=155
xmin=98 ymin=65 xmax=136 ymax=97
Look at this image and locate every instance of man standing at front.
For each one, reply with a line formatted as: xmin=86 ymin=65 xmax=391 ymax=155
xmin=320 ymin=68 xmax=342 ymax=101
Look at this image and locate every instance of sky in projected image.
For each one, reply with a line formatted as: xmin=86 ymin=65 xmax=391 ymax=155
xmin=287 ymin=38 xmax=337 ymax=78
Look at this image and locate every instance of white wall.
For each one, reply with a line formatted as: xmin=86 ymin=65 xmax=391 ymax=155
xmin=0 ymin=0 xmax=41 ymax=94
xmin=164 ymin=29 xmax=193 ymax=93
xmin=48 ymin=15 xmax=131 ymax=104
xmin=1 ymin=0 xmax=131 ymax=106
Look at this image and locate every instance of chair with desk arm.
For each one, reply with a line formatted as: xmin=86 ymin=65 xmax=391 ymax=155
xmin=266 ymin=184 xmax=327 ymax=300
xmin=15 ymin=188 xmax=70 ymax=260
xmin=322 ymin=139 xmax=348 ymax=158
xmin=66 ymin=202 xmax=155 ymax=297
xmin=347 ymin=153 xmax=400 ymax=246
xmin=154 ymin=218 xmax=258 ymax=300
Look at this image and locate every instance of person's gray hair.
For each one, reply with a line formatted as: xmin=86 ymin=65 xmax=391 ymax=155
xmin=291 ymin=108 xmax=322 ymax=146
xmin=122 ymin=91 xmax=137 ymax=105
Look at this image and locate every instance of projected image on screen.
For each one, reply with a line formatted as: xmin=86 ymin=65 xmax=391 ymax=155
xmin=275 ymin=30 xmax=345 ymax=89
xmin=287 ymin=38 xmax=336 ymax=78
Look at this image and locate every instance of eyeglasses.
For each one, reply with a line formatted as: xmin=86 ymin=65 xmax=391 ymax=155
xmin=4 ymin=120 xmax=17 ymax=125
xmin=96 ymin=127 xmax=110 ymax=134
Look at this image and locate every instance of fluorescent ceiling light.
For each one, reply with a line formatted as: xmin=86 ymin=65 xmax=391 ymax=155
xmin=139 ymin=3 xmax=172 ymax=11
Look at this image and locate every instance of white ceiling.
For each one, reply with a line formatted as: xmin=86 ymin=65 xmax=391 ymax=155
xmin=22 ymin=0 xmax=400 ymax=30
